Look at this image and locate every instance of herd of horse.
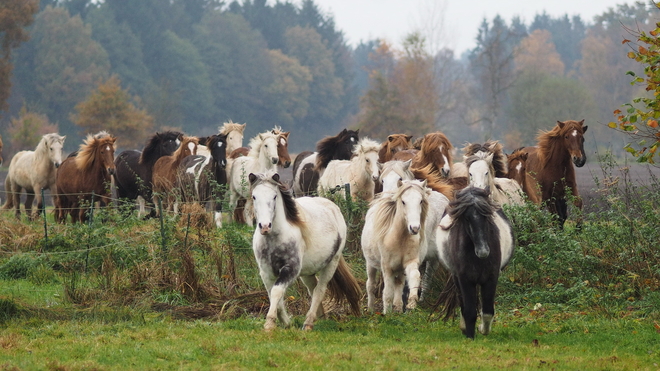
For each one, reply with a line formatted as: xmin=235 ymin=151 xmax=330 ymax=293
xmin=0 ymin=118 xmax=588 ymax=338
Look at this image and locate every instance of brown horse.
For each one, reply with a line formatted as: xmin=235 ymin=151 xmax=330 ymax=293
xmin=408 ymin=132 xmax=454 ymax=178
xmin=506 ymin=149 xmax=540 ymax=205
xmin=378 ymin=134 xmax=413 ymax=163
xmin=152 ymin=135 xmax=199 ymax=213
xmin=522 ymin=120 xmax=588 ymax=227
xmin=54 ymin=132 xmax=116 ymax=223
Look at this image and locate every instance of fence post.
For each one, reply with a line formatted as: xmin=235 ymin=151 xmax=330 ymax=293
xmin=42 ymin=188 xmax=48 ymax=251
xmin=344 ymin=183 xmax=352 ymax=212
xmin=159 ymin=198 xmax=166 ymax=257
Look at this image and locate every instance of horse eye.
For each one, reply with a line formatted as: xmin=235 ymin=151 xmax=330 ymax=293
xmin=252 ymin=196 xmax=256 ymax=200
xmin=402 ymin=200 xmax=406 ymax=205
xmin=366 ymin=159 xmax=370 ymax=163
xmin=273 ymin=195 xmax=277 ymax=200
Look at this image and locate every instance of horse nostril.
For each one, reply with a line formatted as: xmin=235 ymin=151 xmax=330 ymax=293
xmin=55 ymin=163 xmax=61 ymax=168
xmin=272 ymin=157 xmax=278 ymax=164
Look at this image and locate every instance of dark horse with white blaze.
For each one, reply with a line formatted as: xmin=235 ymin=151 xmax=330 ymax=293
xmin=292 ymin=129 xmax=359 ymax=197
xmin=114 ymin=131 xmax=183 ymax=216
xmin=435 ymin=186 xmax=515 ymax=339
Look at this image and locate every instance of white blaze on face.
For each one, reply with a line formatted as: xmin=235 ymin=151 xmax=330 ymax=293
xmin=175 ymin=138 xmax=181 ymax=147
xmin=217 ymin=141 xmax=223 ymax=148
xmin=439 ymin=145 xmax=450 ymax=174
xmin=280 ymin=138 xmax=286 ymax=147
xmin=572 ymin=130 xmax=578 ymax=137
xmin=188 ymin=141 xmax=195 ymax=153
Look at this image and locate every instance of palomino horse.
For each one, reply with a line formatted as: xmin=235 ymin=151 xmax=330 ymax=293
xmin=179 ymin=134 xmax=228 ymax=227
xmin=466 ymin=152 xmax=525 ymax=206
xmin=152 ymin=136 xmax=198 ymax=214
xmin=378 ymin=134 xmax=413 ymax=163
xmin=228 ymin=131 xmax=279 ymax=224
xmin=198 ymin=121 xmax=246 ymax=158
xmin=54 ymin=132 xmax=116 ymax=223
xmin=362 ymin=180 xmax=430 ymax=313
xmin=3 ymin=133 xmax=66 ymax=220
xmin=506 ymin=149 xmax=540 ymax=205
xmin=114 ymin=131 xmax=183 ymax=216
xmin=393 ymin=132 xmax=454 ymax=178
xmin=249 ymin=172 xmax=361 ymax=331
xmin=521 ymin=120 xmax=588 ymax=227
xmin=292 ymin=128 xmax=359 ymax=197
xmin=317 ymin=138 xmax=380 ymax=201
xmin=435 ymin=186 xmax=515 ymax=339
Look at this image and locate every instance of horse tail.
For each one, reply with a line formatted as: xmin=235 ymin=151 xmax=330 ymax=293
xmin=1 ymin=174 xmax=13 ymax=209
xmin=431 ymin=275 xmax=460 ymax=321
xmin=326 ymin=256 xmax=362 ymax=316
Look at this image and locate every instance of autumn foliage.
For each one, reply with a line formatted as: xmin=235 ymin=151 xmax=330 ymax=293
xmin=71 ymin=76 xmax=154 ymax=150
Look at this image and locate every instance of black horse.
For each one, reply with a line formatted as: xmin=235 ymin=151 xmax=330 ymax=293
xmin=291 ymin=128 xmax=359 ymax=197
xmin=179 ymin=133 xmax=228 ymax=227
xmin=435 ymin=186 xmax=515 ymax=339
xmin=114 ymin=131 xmax=183 ymax=216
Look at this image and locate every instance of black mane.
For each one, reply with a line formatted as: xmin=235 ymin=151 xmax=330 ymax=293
xmin=139 ymin=131 xmax=183 ymax=165
xmin=315 ymin=129 xmax=359 ymax=170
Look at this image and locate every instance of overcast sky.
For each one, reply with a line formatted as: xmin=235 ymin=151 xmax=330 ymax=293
xmin=300 ymin=0 xmax=638 ymax=54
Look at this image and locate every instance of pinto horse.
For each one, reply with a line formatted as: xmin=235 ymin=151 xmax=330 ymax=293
xmin=54 ymin=132 xmax=116 ymax=223
xmin=378 ymin=134 xmax=413 ymax=163
xmin=507 ymin=149 xmax=540 ymax=205
xmin=249 ymin=172 xmax=361 ymax=330
xmin=179 ymin=134 xmax=228 ymax=227
xmin=292 ymin=129 xmax=359 ymax=197
xmin=521 ymin=120 xmax=588 ymax=227
xmin=152 ymin=136 xmax=198 ymax=214
xmin=435 ymin=186 xmax=515 ymax=339
xmin=317 ymin=138 xmax=380 ymax=201
xmin=114 ymin=131 xmax=183 ymax=216
xmin=3 ymin=133 xmax=66 ymax=220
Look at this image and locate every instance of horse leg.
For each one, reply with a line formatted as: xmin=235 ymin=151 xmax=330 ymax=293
xmin=24 ymin=192 xmax=35 ymax=221
xmin=299 ymin=275 xmax=325 ymax=319
xmin=392 ymin=273 xmax=405 ymax=313
xmin=404 ymin=262 xmax=421 ymax=311
xmin=303 ymin=259 xmax=337 ymax=330
xmin=420 ymin=259 xmax=440 ymax=302
xmin=556 ymin=198 xmax=568 ymax=229
xmin=381 ymin=267 xmax=396 ymax=314
xmin=11 ymin=185 xmax=22 ymax=219
xmin=33 ymin=187 xmax=45 ymax=220
xmin=366 ymin=265 xmax=380 ymax=312
xmin=457 ymin=276 xmax=478 ymax=339
xmin=479 ymin=279 xmax=498 ymax=336
xmin=259 ymin=275 xmax=281 ymax=331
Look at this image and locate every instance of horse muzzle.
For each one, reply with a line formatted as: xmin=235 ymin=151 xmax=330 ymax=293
xmin=54 ymin=162 xmax=61 ymax=169
xmin=259 ymin=222 xmax=272 ymax=235
xmin=441 ymin=167 xmax=450 ymax=178
xmin=572 ymin=155 xmax=586 ymax=167
xmin=107 ymin=167 xmax=116 ymax=176
xmin=409 ymin=225 xmax=420 ymax=235
xmin=283 ymin=160 xmax=291 ymax=168
xmin=475 ymin=245 xmax=490 ymax=259
xmin=271 ymin=157 xmax=278 ymax=165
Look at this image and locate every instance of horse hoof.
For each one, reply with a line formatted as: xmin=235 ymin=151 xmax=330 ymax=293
xmin=303 ymin=324 xmax=314 ymax=331
xmin=264 ymin=319 xmax=276 ymax=331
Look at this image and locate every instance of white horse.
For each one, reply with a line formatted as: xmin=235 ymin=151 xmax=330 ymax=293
xmin=317 ymin=137 xmax=380 ymax=201
xmin=467 ymin=152 xmax=525 ymax=206
xmin=228 ymin=131 xmax=279 ymax=224
xmin=198 ymin=120 xmax=245 ymax=158
xmin=378 ymin=160 xmax=450 ymax=301
xmin=249 ymin=172 xmax=361 ymax=331
xmin=362 ymin=180 xmax=432 ymax=313
xmin=2 ymin=133 xmax=66 ymax=219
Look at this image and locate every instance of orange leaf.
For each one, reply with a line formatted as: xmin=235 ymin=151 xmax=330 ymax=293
xmin=640 ymin=46 xmax=648 ymax=54
xmin=648 ymin=119 xmax=659 ymax=128
xmin=622 ymin=38 xmax=632 ymax=44
xmin=613 ymin=109 xmax=622 ymax=115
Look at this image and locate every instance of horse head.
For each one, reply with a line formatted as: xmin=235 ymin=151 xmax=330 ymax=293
xmin=380 ymin=159 xmax=413 ymax=193
xmin=249 ymin=172 xmax=281 ymax=235
xmin=397 ymin=180 xmax=429 ymax=235
xmin=379 ymin=134 xmax=413 ymax=162
xmin=99 ymin=136 xmax=117 ymax=176
xmin=337 ymin=129 xmax=360 ymax=160
xmin=180 ymin=136 xmax=199 ymax=158
xmin=208 ymin=134 xmax=228 ymax=169
xmin=355 ymin=138 xmax=380 ymax=182
xmin=272 ymin=128 xmax=292 ymax=168
xmin=255 ymin=132 xmax=279 ymax=166
xmin=220 ymin=121 xmax=246 ymax=153
xmin=467 ymin=153 xmax=494 ymax=189
xmin=558 ymin=120 xmax=588 ymax=167
xmin=44 ymin=133 xmax=66 ymax=169
xmin=506 ymin=150 xmax=528 ymax=187
xmin=454 ymin=186 xmax=494 ymax=259
xmin=420 ymin=132 xmax=453 ymax=178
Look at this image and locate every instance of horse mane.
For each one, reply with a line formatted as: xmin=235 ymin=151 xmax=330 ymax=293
xmin=247 ymin=131 xmax=277 ymax=158
xmin=139 ymin=131 xmax=183 ymax=165
xmin=411 ymin=164 xmax=454 ymax=199
xmin=353 ymin=137 xmax=380 ymax=157
xmin=315 ymin=129 xmax=359 ymax=170
xmin=76 ymin=132 xmax=117 ymax=171
xmin=219 ymin=120 xmax=246 ymax=135
xmin=447 ymin=186 xmax=498 ymax=222
xmin=250 ymin=173 xmax=302 ymax=226
xmin=536 ymin=120 xmax=585 ymax=166
xmin=378 ymin=134 xmax=413 ymax=162
xmin=507 ymin=148 xmax=528 ymax=166
xmin=465 ymin=151 xmax=494 ymax=172
xmin=371 ymin=180 xmax=429 ymax=242
xmin=35 ymin=133 xmax=65 ymax=162
xmin=413 ymin=132 xmax=453 ymax=172
xmin=463 ymin=141 xmax=507 ymax=178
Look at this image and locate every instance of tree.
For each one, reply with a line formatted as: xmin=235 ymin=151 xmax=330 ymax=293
xmin=515 ymin=29 xmax=565 ymax=76
xmin=8 ymin=106 xmax=58 ymax=154
xmin=610 ymin=11 xmax=660 ymax=164
xmin=0 ymin=0 xmax=39 ymax=113
xmin=265 ymin=49 xmax=312 ymax=127
xmin=71 ymin=76 xmax=153 ymax=150
xmin=356 ymin=70 xmax=407 ymax=139
xmin=529 ymin=13 xmax=586 ymax=72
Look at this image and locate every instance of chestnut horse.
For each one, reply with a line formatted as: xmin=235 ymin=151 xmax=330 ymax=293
xmin=522 ymin=120 xmax=588 ymax=227
xmin=393 ymin=132 xmax=453 ymax=178
xmin=292 ymin=129 xmax=359 ymax=197
xmin=507 ymin=149 xmax=540 ymax=205
xmin=378 ymin=134 xmax=413 ymax=163
xmin=54 ymin=132 xmax=116 ymax=223
xmin=152 ymin=136 xmax=198 ymax=214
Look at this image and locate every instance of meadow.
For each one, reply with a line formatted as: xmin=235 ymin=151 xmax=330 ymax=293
xmin=0 ymin=157 xmax=659 ymax=369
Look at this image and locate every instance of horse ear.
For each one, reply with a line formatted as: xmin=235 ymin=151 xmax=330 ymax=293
xmin=421 ymin=179 xmax=428 ymax=188
xmin=403 ymin=159 xmax=412 ymax=170
xmin=283 ymin=132 xmax=290 ymax=139
xmin=271 ymin=173 xmax=280 ymax=183
xmin=397 ymin=179 xmax=403 ymax=188
xmin=248 ymin=173 xmax=258 ymax=184
xmin=486 ymin=152 xmax=494 ymax=163
xmin=521 ymin=153 xmax=528 ymax=161
xmin=406 ymin=135 xmax=413 ymax=142
xmin=557 ymin=121 xmax=566 ymax=129
xmin=583 ymin=125 xmax=588 ymax=133
xmin=258 ymin=133 xmax=265 ymax=140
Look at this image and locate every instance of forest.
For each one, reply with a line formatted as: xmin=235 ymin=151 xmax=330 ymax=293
xmin=0 ymin=0 xmax=656 ymax=155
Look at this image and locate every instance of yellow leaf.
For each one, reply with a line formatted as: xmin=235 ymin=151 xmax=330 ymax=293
xmin=608 ymin=122 xmax=617 ymax=129
xmin=628 ymin=51 xmax=636 ymax=59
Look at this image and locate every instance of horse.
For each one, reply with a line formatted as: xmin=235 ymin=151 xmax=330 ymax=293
xmin=114 ymin=131 xmax=183 ymax=217
xmin=179 ymin=134 xmax=228 ymax=227
xmin=378 ymin=134 xmax=413 ymax=163
xmin=54 ymin=132 xmax=116 ymax=223
xmin=228 ymin=131 xmax=279 ymax=224
xmin=317 ymin=137 xmax=380 ymax=201
xmin=435 ymin=186 xmax=515 ymax=339
xmin=292 ymin=128 xmax=359 ymax=197
xmin=249 ymin=172 xmax=361 ymax=330
xmin=451 ymin=140 xmax=508 ymax=179
xmin=393 ymin=132 xmax=453 ymax=178
xmin=228 ymin=126 xmax=292 ymax=168
xmin=2 ymin=133 xmax=66 ymax=220
xmin=151 ymin=136 xmax=198 ymax=214
xmin=379 ymin=160 xmax=453 ymax=199
xmin=521 ymin=120 xmax=588 ymax=227
xmin=466 ymin=152 xmax=525 ymax=206
xmin=197 ymin=121 xmax=246 ymax=158
xmin=506 ymin=148 xmax=540 ymax=205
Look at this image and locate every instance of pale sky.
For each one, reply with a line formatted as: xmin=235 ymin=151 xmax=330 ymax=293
xmin=298 ymin=0 xmax=638 ymax=54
